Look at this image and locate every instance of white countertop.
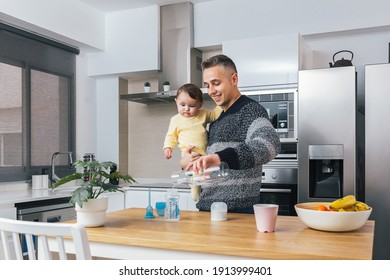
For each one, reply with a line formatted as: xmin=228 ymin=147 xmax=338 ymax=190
xmin=0 ymin=178 xmax=186 ymax=206
xmin=0 ymin=185 xmax=74 ymax=206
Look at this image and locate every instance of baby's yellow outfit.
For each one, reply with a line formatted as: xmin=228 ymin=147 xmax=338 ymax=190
xmin=163 ymin=106 xmax=222 ymax=156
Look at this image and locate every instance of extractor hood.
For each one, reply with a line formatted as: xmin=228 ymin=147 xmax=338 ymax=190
xmin=120 ymin=2 xmax=204 ymax=104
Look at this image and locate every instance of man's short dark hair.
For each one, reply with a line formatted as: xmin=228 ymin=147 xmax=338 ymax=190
xmin=201 ymin=54 xmax=237 ymax=73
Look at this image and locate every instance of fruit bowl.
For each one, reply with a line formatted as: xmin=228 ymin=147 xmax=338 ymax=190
xmin=294 ymin=202 xmax=372 ymax=232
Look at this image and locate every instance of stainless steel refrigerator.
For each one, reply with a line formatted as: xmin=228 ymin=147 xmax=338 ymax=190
xmin=298 ymin=67 xmax=364 ymax=204
xmin=365 ymin=63 xmax=390 ymax=260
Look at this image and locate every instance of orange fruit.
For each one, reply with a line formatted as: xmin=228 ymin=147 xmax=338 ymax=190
xmin=315 ymin=205 xmax=329 ymax=211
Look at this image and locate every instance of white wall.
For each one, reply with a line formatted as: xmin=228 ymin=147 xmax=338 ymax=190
xmin=96 ymin=77 xmax=120 ymax=164
xmin=75 ymin=52 xmax=97 ymax=159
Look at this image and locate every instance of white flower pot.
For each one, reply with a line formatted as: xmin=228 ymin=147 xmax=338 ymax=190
xmin=163 ymin=85 xmax=170 ymax=91
xmin=144 ymin=86 xmax=151 ymax=93
xmin=75 ymin=196 xmax=108 ymax=227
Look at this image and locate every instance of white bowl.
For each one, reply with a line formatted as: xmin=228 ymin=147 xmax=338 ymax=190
xmin=294 ymin=202 xmax=372 ymax=232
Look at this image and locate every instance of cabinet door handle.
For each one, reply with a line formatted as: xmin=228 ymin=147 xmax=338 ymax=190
xmin=47 ymin=215 xmax=61 ymax=223
xmin=260 ymin=188 xmax=291 ymax=193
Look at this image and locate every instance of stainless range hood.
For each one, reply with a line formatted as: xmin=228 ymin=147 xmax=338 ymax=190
xmin=120 ymin=2 xmax=204 ymax=104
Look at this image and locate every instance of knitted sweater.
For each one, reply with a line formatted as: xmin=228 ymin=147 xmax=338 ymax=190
xmin=196 ymin=95 xmax=281 ymax=211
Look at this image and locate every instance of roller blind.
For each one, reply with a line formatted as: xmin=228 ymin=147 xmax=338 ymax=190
xmin=0 ymin=23 xmax=77 ymax=182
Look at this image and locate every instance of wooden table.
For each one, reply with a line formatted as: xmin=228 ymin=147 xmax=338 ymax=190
xmin=59 ymin=208 xmax=374 ymax=260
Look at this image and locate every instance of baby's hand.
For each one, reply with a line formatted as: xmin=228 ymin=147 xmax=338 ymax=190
xmin=164 ymin=147 xmax=172 ymax=159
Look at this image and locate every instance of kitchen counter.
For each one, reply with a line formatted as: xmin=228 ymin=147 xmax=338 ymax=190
xmin=0 ymin=178 xmax=180 ymax=206
xmin=59 ymin=208 xmax=374 ymax=260
xmin=0 ymin=186 xmax=74 ymax=206
xmin=0 ymin=182 xmax=134 ymax=206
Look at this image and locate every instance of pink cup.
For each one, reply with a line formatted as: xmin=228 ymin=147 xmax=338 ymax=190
xmin=253 ymin=204 xmax=279 ymax=232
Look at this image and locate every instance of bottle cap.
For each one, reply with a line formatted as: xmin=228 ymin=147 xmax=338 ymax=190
xmin=211 ymin=202 xmax=228 ymax=221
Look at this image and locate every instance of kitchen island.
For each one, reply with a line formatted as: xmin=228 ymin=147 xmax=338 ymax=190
xmin=58 ymin=208 xmax=374 ymax=260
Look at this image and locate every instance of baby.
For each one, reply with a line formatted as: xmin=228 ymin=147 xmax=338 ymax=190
xmin=163 ymin=83 xmax=222 ymax=201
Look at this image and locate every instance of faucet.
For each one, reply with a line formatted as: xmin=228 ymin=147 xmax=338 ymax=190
xmin=51 ymin=152 xmax=74 ymax=183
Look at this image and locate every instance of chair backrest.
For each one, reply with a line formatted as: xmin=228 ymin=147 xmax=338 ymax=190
xmin=0 ymin=217 xmax=91 ymax=260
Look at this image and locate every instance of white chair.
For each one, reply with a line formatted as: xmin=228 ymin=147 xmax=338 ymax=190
xmin=0 ymin=217 xmax=91 ymax=260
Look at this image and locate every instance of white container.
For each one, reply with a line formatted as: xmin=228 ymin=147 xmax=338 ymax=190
xmin=32 ymin=175 xmax=49 ymax=190
xmin=211 ymin=202 xmax=227 ymax=221
xmin=164 ymin=189 xmax=180 ymax=221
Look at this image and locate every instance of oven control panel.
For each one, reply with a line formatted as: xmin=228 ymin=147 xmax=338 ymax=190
xmin=262 ymin=168 xmax=297 ymax=184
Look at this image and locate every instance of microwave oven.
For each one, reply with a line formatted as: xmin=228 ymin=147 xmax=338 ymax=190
xmin=242 ymin=87 xmax=298 ymax=143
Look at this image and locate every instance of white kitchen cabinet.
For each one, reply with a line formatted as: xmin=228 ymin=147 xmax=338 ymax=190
xmin=222 ymin=33 xmax=312 ymax=88
xmin=0 ymin=204 xmax=16 ymax=260
xmin=105 ymin=192 xmax=125 ymax=213
xmin=0 ymin=204 xmax=16 ymax=219
xmin=125 ymin=188 xmax=198 ymax=212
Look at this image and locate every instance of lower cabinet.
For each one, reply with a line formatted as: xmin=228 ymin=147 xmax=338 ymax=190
xmin=0 ymin=205 xmax=16 ymax=260
xmin=105 ymin=192 xmax=125 ymax=213
xmin=125 ymin=188 xmax=198 ymax=211
xmin=0 ymin=205 xmax=16 ymax=219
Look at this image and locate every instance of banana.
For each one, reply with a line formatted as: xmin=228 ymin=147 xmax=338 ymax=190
xmin=354 ymin=201 xmax=371 ymax=211
xmin=328 ymin=196 xmax=371 ymax=211
xmin=329 ymin=195 xmax=356 ymax=210
xmin=338 ymin=205 xmax=356 ymax=212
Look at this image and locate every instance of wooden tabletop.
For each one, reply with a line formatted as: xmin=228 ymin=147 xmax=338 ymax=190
xmin=79 ymin=208 xmax=374 ymax=260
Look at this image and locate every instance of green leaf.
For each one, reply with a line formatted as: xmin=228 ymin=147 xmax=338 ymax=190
xmin=51 ymin=158 xmax=137 ymax=205
xmin=70 ymin=187 xmax=89 ymax=208
xmin=51 ymin=173 xmax=83 ymax=189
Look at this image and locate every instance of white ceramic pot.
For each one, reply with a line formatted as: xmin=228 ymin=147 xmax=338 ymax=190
xmin=163 ymin=85 xmax=170 ymax=91
xmin=75 ymin=196 xmax=108 ymax=227
xmin=144 ymin=86 xmax=151 ymax=93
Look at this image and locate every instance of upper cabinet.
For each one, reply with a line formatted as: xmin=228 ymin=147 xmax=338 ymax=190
xmin=88 ymin=6 xmax=160 ymax=77
xmin=223 ymin=33 xmax=312 ymax=88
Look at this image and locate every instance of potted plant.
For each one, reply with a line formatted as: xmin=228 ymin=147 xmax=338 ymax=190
xmin=51 ymin=158 xmax=136 ymax=227
xmin=144 ymin=81 xmax=151 ymax=92
xmin=163 ymin=81 xmax=170 ymax=91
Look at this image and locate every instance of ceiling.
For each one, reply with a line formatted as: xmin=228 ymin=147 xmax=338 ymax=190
xmin=77 ymin=0 xmax=214 ymax=12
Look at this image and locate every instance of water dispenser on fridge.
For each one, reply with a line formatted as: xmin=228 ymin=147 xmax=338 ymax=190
xmin=308 ymin=145 xmax=343 ymax=198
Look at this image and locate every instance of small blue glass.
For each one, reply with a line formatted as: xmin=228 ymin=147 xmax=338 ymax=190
xmin=155 ymin=202 xmax=166 ymax=217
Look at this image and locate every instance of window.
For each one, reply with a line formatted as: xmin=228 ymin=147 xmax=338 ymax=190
xmin=0 ymin=23 xmax=78 ymax=182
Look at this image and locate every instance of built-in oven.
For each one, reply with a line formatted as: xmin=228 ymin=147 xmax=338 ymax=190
xmin=243 ymin=87 xmax=299 ymax=215
xmin=261 ymin=159 xmax=298 ymax=216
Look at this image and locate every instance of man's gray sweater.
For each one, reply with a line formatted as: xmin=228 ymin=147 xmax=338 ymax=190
xmin=196 ymin=95 xmax=281 ymax=211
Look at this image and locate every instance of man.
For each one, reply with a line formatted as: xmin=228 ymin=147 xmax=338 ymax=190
xmin=181 ymin=54 xmax=281 ymax=213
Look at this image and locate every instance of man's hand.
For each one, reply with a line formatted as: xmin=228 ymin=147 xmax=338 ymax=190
xmin=185 ymin=154 xmax=221 ymax=174
xmin=179 ymin=146 xmax=202 ymax=168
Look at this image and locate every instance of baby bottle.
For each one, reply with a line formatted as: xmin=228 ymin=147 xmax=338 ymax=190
xmin=171 ymin=162 xmax=230 ymax=186
xmin=164 ymin=189 xmax=180 ymax=221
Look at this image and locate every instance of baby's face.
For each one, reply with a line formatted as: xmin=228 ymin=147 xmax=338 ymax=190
xmin=175 ymin=92 xmax=202 ymax=118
